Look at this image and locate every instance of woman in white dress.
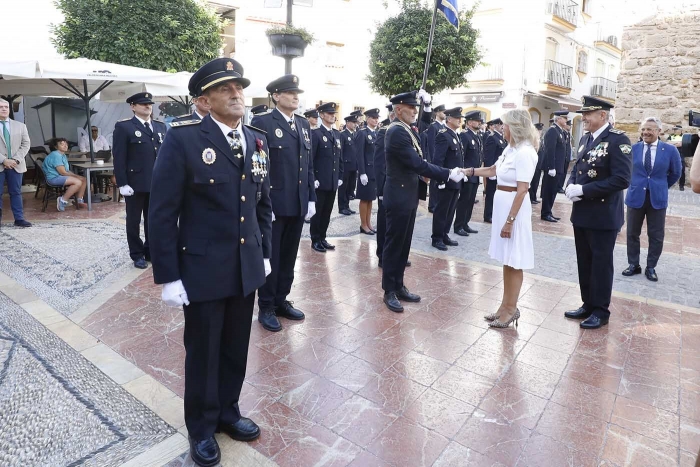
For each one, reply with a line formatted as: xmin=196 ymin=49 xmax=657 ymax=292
xmin=464 ymin=109 xmax=539 ymax=328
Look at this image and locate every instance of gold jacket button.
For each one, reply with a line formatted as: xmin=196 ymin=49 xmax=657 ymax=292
xmin=240 ymin=217 xmax=244 ymax=222
xmin=241 ymin=196 xmax=246 ymax=202
xmin=240 ymin=238 xmax=245 ymax=244
xmin=209 ymin=179 xmax=214 ymax=184
xmin=241 ymin=174 xmax=246 ymax=180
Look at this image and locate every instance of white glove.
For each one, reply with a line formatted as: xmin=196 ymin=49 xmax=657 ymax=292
xmin=162 ymin=280 xmax=190 ymax=307
xmin=305 ymin=201 xmax=316 ymax=221
xmin=119 ymin=185 xmax=134 ymax=196
xmin=548 ymin=169 xmax=556 ymax=177
xmin=569 ymin=196 xmax=582 ymax=202
xmin=264 ymin=258 xmax=271 ymax=277
xmin=462 ymin=173 xmax=469 ymax=181
xmin=314 ymin=180 xmax=320 ymax=189
xmin=417 ymin=88 xmax=432 ymax=105
xmin=272 ymin=211 xmax=276 ymax=223
xmin=488 ymin=176 xmax=497 ymax=180
xmin=448 ymin=167 xmax=463 ymax=182
xmin=438 ymin=184 xmax=445 ymax=189
xmin=565 ymin=184 xmax=584 ymax=199
xmin=338 ymin=179 xmax=343 ymax=187
xmin=360 ymin=174 xmax=368 ymax=185
xmin=378 ymin=196 xmax=383 ymax=201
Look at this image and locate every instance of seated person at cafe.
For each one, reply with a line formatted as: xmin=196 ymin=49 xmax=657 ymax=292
xmin=44 ymin=137 xmax=88 ymax=211
xmin=79 ymin=126 xmax=110 ymax=152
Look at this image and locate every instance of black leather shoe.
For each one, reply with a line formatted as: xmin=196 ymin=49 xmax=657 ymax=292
xmin=432 ymin=240 xmax=448 ymax=251
xmin=465 ymin=226 xmax=478 ymax=234
xmin=339 ymin=208 xmax=353 ymax=216
xmin=349 ymin=209 xmax=357 ymax=214
xmin=217 ymin=417 xmax=261 ymax=442
xmin=134 ymin=258 xmax=148 ymax=269
xmin=311 ymin=241 xmax=326 ymax=252
xmin=541 ymin=215 xmax=558 ymax=223
xmin=679 ymin=185 xmax=685 ymax=191
xmin=396 ymin=286 xmax=421 ymax=303
xmin=443 ymin=236 xmax=458 ymax=246
xmin=564 ymin=307 xmax=592 ymax=320
xmin=622 ymin=264 xmax=642 ymax=276
xmin=383 ymin=292 xmax=404 ymax=313
xmin=360 ymin=227 xmax=375 ymax=235
xmin=484 ymin=219 xmax=492 ymax=224
xmin=530 ymin=199 xmax=540 ymax=205
xmin=188 ymin=436 xmax=220 ymax=467
xmin=258 ymin=308 xmax=282 ymax=332
xmin=276 ymin=301 xmax=305 ymax=320
xmin=14 ymin=220 xmax=31 ymax=228
xmin=552 ymin=216 xmax=561 ymax=221
xmin=321 ymin=240 xmax=335 ymax=250
xmin=580 ymin=314 xmax=609 ymax=329
xmin=406 ymin=260 xmax=411 ymax=267
xmin=455 ymin=228 xmax=470 ymax=237
xmin=645 ymin=267 xmax=658 ymax=282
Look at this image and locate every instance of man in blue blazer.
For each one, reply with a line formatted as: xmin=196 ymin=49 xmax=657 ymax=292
xmin=622 ymin=117 xmax=682 ymax=282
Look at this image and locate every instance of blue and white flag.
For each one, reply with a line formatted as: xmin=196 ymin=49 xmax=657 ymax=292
xmin=437 ymin=0 xmax=459 ymax=30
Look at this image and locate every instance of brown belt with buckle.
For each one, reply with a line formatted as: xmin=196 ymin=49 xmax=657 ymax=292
xmin=497 ymin=185 xmax=517 ymax=192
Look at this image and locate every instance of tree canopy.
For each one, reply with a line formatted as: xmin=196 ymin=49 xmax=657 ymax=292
xmin=52 ymin=0 xmax=223 ymax=73
xmin=368 ymin=0 xmax=482 ymax=97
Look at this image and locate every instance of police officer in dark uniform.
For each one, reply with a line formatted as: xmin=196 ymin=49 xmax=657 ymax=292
xmin=431 ymin=107 xmax=464 ymax=250
xmin=250 ymin=104 xmax=269 ymax=117
xmin=338 ymin=114 xmax=359 ymax=215
xmin=113 ymin=92 xmax=167 ymax=269
xmin=482 ymin=118 xmax=506 ymax=223
xmin=564 ymin=96 xmax=631 ymax=329
xmin=424 ymin=104 xmax=446 ymax=212
xmin=357 ymin=108 xmax=380 ymax=234
xmin=376 ymin=111 xmax=393 ymax=267
xmin=149 ymin=58 xmax=272 ymax=466
xmin=454 ymin=110 xmax=483 ymax=236
xmin=529 ymin=122 xmax=546 ymax=204
xmin=558 ymin=119 xmax=573 ymax=192
xmin=382 ymin=91 xmax=464 ymax=313
xmin=251 ymin=75 xmax=316 ymax=332
xmin=173 ymin=95 xmax=210 ymax=122
xmin=303 ymin=108 xmax=319 ymax=129
xmin=311 ymin=102 xmax=343 ymax=252
xmin=541 ymin=110 xmax=569 ymax=222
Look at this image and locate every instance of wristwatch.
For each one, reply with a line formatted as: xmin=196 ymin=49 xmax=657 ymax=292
xmin=506 ymin=215 xmax=516 ymax=224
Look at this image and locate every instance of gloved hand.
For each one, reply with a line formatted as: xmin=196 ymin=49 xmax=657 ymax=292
xmin=314 ymin=180 xmax=320 ymax=189
xmin=448 ymin=167 xmax=463 ymax=182
xmin=119 ymin=185 xmax=134 ymax=196
xmin=162 ymin=280 xmax=189 ymax=307
xmin=569 ymin=196 xmax=582 ymax=202
xmin=338 ymin=179 xmax=343 ymax=187
xmin=438 ymin=184 xmax=446 ymax=189
xmin=272 ymin=211 xmax=276 ymax=223
xmin=305 ymin=201 xmax=316 ymax=221
xmin=548 ymin=169 xmax=556 ymax=177
xmin=264 ymin=258 xmax=271 ymax=277
xmin=360 ymin=174 xmax=368 ymax=186
xmin=378 ymin=196 xmax=383 ymax=201
xmin=488 ymin=176 xmax=497 ymax=180
xmin=417 ymin=88 xmax=432 ymax=105
xmin=565 ymin=184 xmax=584 ymax=199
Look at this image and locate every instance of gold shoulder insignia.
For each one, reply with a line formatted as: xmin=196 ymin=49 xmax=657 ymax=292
xmin=170 ymin=120 xmax=201 ymax=128
xmin=175 ymin=114 xmax=190 ymax=119
xmin=609 ymin=128 xmax=625 ymax=134
xmin=244 ymin=124 xmax=267 ymax=135
xmin=117 ymin=118 xmax=131 ymax=122
xmin=438 ymin=128 xmax=447 ymax=133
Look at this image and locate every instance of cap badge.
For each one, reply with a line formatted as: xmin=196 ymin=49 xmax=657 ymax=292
xmin=145 ymin=93 xmax=151 ymax=99
xmin=293 ymin=76 xmax=298 ymax=83
xmin=202 ymin=148 xmax=216 ymax=165
xmin=226 ymin=61 xmax=234 ymax=71
xmin=275 ymin=128 xmax=283 ymax=138
xmin=134 ymin=130 xmax=142 ymax=137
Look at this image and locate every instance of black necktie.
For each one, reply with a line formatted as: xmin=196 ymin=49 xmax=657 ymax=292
xmin=645 ymin=144 xmax=653 ymax=174
xmin=583 ymin=133 xmax=593 ymax=153
xmin=144 ymin=121 xmax=152 ymax=135
xmin=227 ymin=130 xmax=243 ymax=158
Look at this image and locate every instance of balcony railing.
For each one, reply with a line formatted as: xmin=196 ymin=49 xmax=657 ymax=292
xmin=468 ymin=63 xmax=503 ymax=82
xmin=543 ymin=59 xmax=573 ymax=89
xmin=546 ymin=0 xmax=579 ymax=27
xmin=590 ymin=77 xmax=617 ymax=100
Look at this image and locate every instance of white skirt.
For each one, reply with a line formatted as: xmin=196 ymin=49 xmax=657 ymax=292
xmin=488 ymin=190 xmax=535 ymax=270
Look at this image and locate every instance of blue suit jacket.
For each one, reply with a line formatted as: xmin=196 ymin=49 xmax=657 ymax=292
xmin=625 ymin=140 xmax=682 ymax=210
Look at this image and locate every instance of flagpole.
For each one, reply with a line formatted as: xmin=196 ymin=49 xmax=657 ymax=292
xmin=417 ymin=0 xmax=440 ymax=129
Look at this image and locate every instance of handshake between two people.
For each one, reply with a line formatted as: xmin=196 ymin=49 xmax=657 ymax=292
xmin=434 ymin=167 xmax=481 ymax=189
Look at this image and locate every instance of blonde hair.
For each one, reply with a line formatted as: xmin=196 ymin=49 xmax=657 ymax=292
xmin=502 ymin=109 xmax=540 ymax=151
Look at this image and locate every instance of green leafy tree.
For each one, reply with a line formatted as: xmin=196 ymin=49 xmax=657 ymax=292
xmin=53 ymin=0 xmax=223 ymax=72
xmin=369 ymin=0 xmax=482 ymax=97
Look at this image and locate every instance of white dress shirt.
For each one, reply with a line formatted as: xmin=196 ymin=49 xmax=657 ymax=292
xmin=79 ymin=135 xmax=110 ymax=152
xmin=211 ymin=116 xmax=246 ymax=156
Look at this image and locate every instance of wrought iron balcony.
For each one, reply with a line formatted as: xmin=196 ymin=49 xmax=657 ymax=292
xmin=546 ymin=0 xmax=579 ymax=27
xmin=542 ymin=59 xmax=573 ymax=90
xmin=590 ymin=77 xmax=617 ymax=100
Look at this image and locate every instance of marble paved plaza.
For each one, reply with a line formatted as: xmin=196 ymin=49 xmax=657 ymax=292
xmin=1 ymin=190 xmax=699 ymax=466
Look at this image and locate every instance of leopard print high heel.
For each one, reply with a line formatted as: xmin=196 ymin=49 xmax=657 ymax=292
xmin=488 ymin=309 xmax=520 ymax=329
xmin=483 ymin=312 xmax=499 ymax=321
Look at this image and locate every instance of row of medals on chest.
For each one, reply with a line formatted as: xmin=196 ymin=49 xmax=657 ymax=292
xmin=200 ymin=138 xmax=268 ymax=177
xmin=581 ymin=141 xmax=608 ymax=179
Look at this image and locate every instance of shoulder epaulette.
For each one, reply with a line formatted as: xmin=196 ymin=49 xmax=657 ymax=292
xmin=170 ymin=120 xmax=201 ymax=128
xmin=153 ymin=119 xmax=164 ymax=123
xmin=244 ymin=124 xmax=267 ymax=135
xmin=438 ymin=128 xmax=447 ymax=133
xmin=117 ymin=118 xmax=131 ymax=122
xmin=175 ymin=114 xmax=190 ymax=119
xmin=609 ymin=128 xmax=625 ymax=134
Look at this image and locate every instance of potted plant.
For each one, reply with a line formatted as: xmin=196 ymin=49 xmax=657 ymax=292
xmin=265 ymin=24 xmax=315 ymax=59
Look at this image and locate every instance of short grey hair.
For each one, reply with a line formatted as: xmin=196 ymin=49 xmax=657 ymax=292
xmin=0 ymin=98 xmax=9 ymax=106
xmin=641 ymin=117 xmax=662 ymax=129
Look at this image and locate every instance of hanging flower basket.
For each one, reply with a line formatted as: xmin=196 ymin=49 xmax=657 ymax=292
xmin=265 ymin=25 xmax=314 ymax=59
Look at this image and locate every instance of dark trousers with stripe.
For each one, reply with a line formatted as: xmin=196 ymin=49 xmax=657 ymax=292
xmin=382 ymin=207 xmax=416 ymax=292
xmin=453 ymin=181 xmax=478 ymax=232
xmin=258 ymin=216 xmax=304 ymax=310
xmin=574 ymin=227 xmax=618 ymax=320
xmin=432 ymin=188 xmax=459 ymax=241
xmin=310 ymin=189 xmax=336 ymax=242
xmin=125 ymin=192 xmax=150 ymax=261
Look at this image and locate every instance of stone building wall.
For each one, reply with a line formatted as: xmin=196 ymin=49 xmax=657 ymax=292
xmin=615 ymin=9 xmax=700 ymax=137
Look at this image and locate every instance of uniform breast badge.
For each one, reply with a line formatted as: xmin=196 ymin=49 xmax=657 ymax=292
xmin=588 ymin=169 xmax=597 ymax=178
xmin=202 ymin=148 xmax=217 ymax=165
xmin=472 ymin=140 xmax=475 ymax=146
xmin=323 ymin=136 xmax=328 ymax=142
xmin=368 ymin=135 xmax=373 ymax=141
xmin=336 ymin=139 xmax=341 ymax=149
xmin=275 ymin=128 xmax=283 ymax=138
xmin=453 ymin=138 xmax=457 ymax=145
xmin=135 ymin=130 xmax=142 ymax=137
xmin=302 ymin=128 xmax=310 ymax=144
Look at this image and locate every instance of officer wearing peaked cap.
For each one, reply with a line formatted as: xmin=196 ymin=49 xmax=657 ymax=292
xmin=148 ymin=58 xmax=271 ymax=466
xmin=113 ymin=92 xmax=167 ymax=269
xmin=483 ymin=117 xmax=507 ymax=223
xmin=339 ymin=114 xmax=359 ymax=215
xmin=375 ymin=105 xmax=396 ymax=268
xmin=529 ymin=122 xmax=547 ymax=204
xmin=250 ymin=104 xmax=269 ymax=116
xmin=564 ymin=95 xmax=631 ymax=330
xmin=356 ymin=108 xmax=380 ymax=234
xmin=454 ymin=109 xmax=484 ymax=236
xmin=251 ymin=74 xmax=315 ymax=333
xmin=303 ymin=108 xmax=319 ymax=129
xmin=425 ymin=104 xmax=447 ymax=212
xmin=540 ymin=110 xmax=569 ymax=222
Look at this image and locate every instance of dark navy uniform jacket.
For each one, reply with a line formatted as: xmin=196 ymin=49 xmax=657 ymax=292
xmin=543 ymin=125 xmax=566 ymax=172
xmin=483 ymin=131 xmax=507 ymax=167
xmin=148 ymin=116 xmax=273 ymax=302
xmin=460 ymin=128 xmax=482 ymax=183
xmin=113 ymin=116 xmax=167 ymax=192
xmin=311 ymin=125 xmax=343 ymax=191
xmin=568 ymin=125 xmax=632 ymax=231
xmin=251 ymin=109 xmax=316 ymax=217
xmin=340 ymin=128 xmax=358 ymax=171
xmin=383 ymin=121 xmax=450 ymax=211
xmin=433 ymin=127 xmax=464 ymax=190
xmin=173 ymin=112 xmax=202 ymax=123
xmin=357 ymin=127 xmax=378 ymax=181
xmin=424 ymin=121 xmax=444 ymax=163
xmin=375 ymin=126 xmax=388 ymax=197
